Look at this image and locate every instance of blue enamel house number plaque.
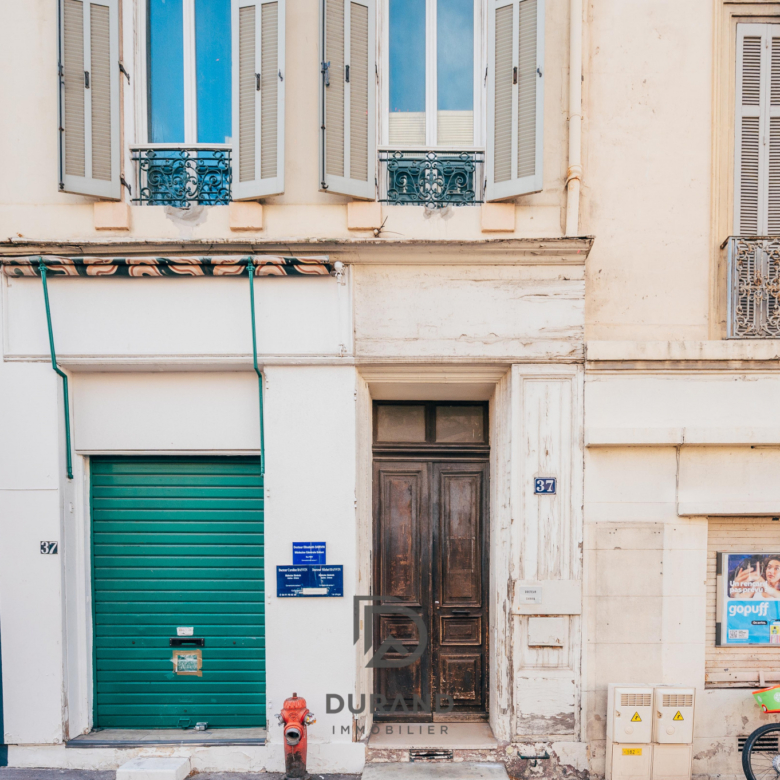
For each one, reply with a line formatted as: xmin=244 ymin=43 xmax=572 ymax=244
xmin=534 ymin=478 xmax=557 ymax=495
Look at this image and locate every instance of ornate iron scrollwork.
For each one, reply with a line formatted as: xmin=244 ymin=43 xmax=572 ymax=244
xmin=729 ymin=237 xmax=780 ymax=338
xmin=132 ymin=147 xmax=232 ymax=207
xmin=379 ymin=150 xmax=484 ymax=208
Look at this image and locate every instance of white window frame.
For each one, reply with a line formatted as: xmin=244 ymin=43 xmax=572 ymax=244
xmin=135 ymin=0 xmax=232 ymax=146
xmin=378 ymin=0 xmax=486 ymax=150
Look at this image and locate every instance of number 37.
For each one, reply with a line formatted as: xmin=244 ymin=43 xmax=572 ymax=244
xmin=534 ymin=478 xmax=557 ymax=495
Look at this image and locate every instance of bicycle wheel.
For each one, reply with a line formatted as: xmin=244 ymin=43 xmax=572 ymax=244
xmin=743 ymin=723 xmax=780 ymax=780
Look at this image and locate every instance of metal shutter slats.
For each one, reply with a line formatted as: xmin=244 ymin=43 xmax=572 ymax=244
xmin=325 ymin=0 xmax=345 ymax=178
xmin=349 ymin=1 xmax=369 ymax=184
xmin=90 ymin=3 xmax=112 ymax=181
xmin=239 ymin=5 xmax=257 ymax=183
xmin=493 ymin=4 xmax=513 ymax=184
xmin=517 ymin=0 xmax=537 ymax=179
xmin=740 ymin=116 xmax=761 ymax=234
xmin=260 ymin=2 xmax=278 ymax=180
xmin=321 ymin=0 xmax=375 ymax=198
xmin=91 ymin=457 xmax=265 ymax=728
xmin=63 ymin=0 xmax=86 ymax=178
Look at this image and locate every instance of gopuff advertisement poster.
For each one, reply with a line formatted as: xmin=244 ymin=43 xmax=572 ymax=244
xmin=717 ymin=552 xmax=780 ymax=645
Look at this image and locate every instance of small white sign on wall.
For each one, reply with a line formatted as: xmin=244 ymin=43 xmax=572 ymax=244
xmin=517 ymin=586 xmax=543 ymax=604
xmin=177 ymin=627 xmax=194 ymax=637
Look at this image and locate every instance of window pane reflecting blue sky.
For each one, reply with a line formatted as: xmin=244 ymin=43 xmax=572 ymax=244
xmin=437 ymin=0 xmax=473 ymax=110
xmin=389 ymin=0 xmax=425 ymax=113
xmin=195 ymin=0 xmax=231 ymax=143
xmin=148 ymin=0 xmax=185 ymax=143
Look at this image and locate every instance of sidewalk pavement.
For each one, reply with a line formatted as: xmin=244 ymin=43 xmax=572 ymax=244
xmin=0 ymin=771 xmax=359 ymax=780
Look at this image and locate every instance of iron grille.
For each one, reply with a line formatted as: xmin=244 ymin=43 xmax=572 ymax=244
xmin=728 ymin=237 xmax=780 ymax=337
xmin=621 ymin=694 xmax=652 ymax=707
xmin=379 ymin=150 xmax=484 ymax=208
xmin=132 ymin=146 xmax=232 ymax=207
xmin=410 ymin=750 xmax=454 ymax=762
xmin=739 ymin=733 xmax=780 ymax=752
xmin=662 ymin=694 xmax=693 ymax=708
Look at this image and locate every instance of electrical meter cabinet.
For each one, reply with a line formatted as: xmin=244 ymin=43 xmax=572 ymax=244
xmin=607 ymin=685 xmax=655 ymax=780
xmin=653 ymin=687 xmax=695 ymax=744
xmin=608 ymin=685 xmax=654 ymax=743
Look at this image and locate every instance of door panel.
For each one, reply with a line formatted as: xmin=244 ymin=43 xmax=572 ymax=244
xmin=379 ymin=470 xmax=426 ymax=602
xmin=432 ymin=462 xmax=488 ymax=715
xmin=373 ymin=458 xmax=488 ymax=720
xmin=373 ymin=462 xmax=430 ymax=716
xmin=438 ymin=470 xmax=482 ymax=606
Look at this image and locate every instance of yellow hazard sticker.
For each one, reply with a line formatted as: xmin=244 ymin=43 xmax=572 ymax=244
xmin=623 ymin=748 xmax=642 ymax=756
xmin=630 ymin=712 xmax=642 ymax=722
xmin=673 ymin=711 xmax=684 ymax=721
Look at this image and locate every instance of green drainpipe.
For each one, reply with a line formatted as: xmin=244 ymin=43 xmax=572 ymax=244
xmin=247 ymin=259 xmax=265 ymax=476
xmin=0 ymin=616 xmax=6 ymax=767
xmin=39 ymin=261 xmax=74 ymax=480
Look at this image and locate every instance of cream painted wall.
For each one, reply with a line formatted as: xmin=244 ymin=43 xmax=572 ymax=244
xmin=4 ymin=274 xmax=346 ymax=362
xmin=353 ymin=265 xmax=585 ymax=360
xmin=71 ymin=372 xmax=261 ymax=452
xmin=262 ymin=365 xmax=362 ymax=770
xmin=0 ymin=0 xmax=572 ymax=240
xmin=0 ymin=361 xmax=66 ymax=744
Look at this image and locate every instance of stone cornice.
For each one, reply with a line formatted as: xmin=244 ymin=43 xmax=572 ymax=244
xmin=0 ymin=236 xmax=594 ymax=265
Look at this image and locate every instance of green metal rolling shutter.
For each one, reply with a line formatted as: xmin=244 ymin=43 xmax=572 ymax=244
xmin=91 ymin=457 xmax=265 ymax=729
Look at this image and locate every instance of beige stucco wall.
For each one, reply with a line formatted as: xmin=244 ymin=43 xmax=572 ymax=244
xmin=582 ymin=0 xmax=713 ymax=341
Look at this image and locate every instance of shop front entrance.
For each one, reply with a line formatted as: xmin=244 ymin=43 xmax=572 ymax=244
xmin=372 ymin=402 xmax=489 ymax=722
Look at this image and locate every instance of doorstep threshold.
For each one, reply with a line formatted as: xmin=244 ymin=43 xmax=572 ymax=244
xmin=369 ymin=721 xmax=497 ymax=750
xmin=66 ymin=727 xmax=266 ymax=748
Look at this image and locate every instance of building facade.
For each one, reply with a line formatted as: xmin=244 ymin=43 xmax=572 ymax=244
xmin=0 ymin=0 xmax=778 ymax=778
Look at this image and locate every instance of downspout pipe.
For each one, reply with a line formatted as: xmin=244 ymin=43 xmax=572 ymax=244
xmin=565 ymin=0 xmax=583 ymax=237
xmin=247 ymin=259 xmax=266 ymax=477
xmin=39 ymin=261 xmax=73 ymax=480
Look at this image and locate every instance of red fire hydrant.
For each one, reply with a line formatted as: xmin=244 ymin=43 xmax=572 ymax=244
xmin=277 ymin=692 xmax=316 ymax=779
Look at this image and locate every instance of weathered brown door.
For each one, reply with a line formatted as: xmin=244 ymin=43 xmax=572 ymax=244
xmin=372 ymin=402 xmax=489 ymax=722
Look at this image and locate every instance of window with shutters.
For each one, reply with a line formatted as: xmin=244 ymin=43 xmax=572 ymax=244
xmin=376 ymin=0 xmax=485 ymax=206
xmin=727 ymin=24 xmax=780 ymax=337
xmin=733 ymin=24 xmax=780 ymax=236
xmin=367 ymin=0 xmax=544 ymax=206
xmin=133 ymin=0 xmax=285 ymax=205
xmin=132 ymin=0 xmax=233 ymax=205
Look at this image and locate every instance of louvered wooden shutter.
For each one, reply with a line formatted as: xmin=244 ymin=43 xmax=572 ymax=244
xmin=59 ymin=0 xmax=120 ymax=199
xmin=320 ymin=0 xmax=376 ymax=200
xmin=232 ymin=0 xmax=285 ymax=199
xmin=734 ymin=24 xmax=780 ymax=235
xmin=486 ymin=0 xmax=545 ymax=201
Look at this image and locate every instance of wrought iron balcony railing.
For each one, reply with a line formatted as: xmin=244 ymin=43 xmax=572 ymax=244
xmin=131 ymin=146 xmax=232 ymax=207
xmin=728 ymin=237 xmax=780 ymax=338
xmin=378 ymin=150 xmax=484 ymax=208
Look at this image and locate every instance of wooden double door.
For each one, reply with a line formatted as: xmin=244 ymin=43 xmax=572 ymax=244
xmin=373 ymin=458 xmax=489 ymax=720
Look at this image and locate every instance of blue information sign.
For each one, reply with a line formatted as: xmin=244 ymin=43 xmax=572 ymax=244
xmin=293 ymin=542 xmax=327 ymax=565
xmin=277 ymin=565 xmax=344 ymax=598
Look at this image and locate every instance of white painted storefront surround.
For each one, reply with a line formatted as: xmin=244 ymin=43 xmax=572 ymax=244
xmin=0 ymin=247 xmax=587 ymax=773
